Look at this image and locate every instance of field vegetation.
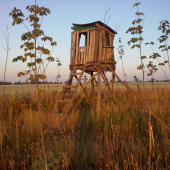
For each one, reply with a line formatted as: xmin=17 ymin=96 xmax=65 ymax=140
xmin=0 ymin=84 xmax=170 ymax=169
xmin=1 ymin=82 xmax=170 ymax=96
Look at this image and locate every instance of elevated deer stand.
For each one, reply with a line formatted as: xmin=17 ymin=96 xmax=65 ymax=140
xmin=57 ymin=21 xmax=117 ymax=126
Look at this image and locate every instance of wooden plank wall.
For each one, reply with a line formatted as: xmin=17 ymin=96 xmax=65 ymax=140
xmin=100 ymin=30 xmax=114 ymax=63
xmin=70 ymin=28 xmax=115 ymax=65
xmin=109 ymin=35 xmax=114 ymax=60
xmin=70 ymin=32 xmax=73 ymax=65
xmin=70 ymin=31 xmax=77 ymax=65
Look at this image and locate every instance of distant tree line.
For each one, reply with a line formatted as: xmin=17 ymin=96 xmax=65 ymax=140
xmin=0 ymin=80 xmax=169 ymax=85
xmin=114 ymin=80 xmax=169 ymax=83
xmin=29 ymin=79 xmax=62 ymax=84
xmin=0 ymin=80 xmax=63 ymax=85
xmin=0 ymin=81 xmax=12 ymax=85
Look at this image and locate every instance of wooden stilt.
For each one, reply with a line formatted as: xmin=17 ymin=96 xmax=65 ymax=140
xmin=74 ymin=75 xmax=92 ymax=104
xmin=60 ymin=66 xmax=77 ymax=100
xmin=65 ymin=78 xmax=73 ymax=99
xmin=96 ymin=71 xmax=101 ymax=114
xmin=101 ymin=71 xmax=112 ymax=92
xmin=90 ymin=72 xmax=95 ymax=112
xmin=111 ymin=73 xmax=115 ymax=91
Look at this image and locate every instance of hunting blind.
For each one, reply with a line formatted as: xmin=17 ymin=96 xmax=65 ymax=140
xmin=58 ymin=21 xmax=117 ymax=119
xmin=70 ymin=21 xmax=117 ymax=66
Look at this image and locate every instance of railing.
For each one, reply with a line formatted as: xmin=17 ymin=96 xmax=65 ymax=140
xmin=71 ymin=46 xmax=87 ymax=65
xmin=76 ymin=47 xmax=87 ymax=65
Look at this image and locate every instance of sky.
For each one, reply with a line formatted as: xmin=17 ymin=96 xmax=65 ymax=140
xmin=0 ymin=0 xmax=170 ymax=83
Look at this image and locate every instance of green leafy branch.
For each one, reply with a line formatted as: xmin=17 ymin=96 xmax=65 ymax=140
xmin=158 ymin=20 xmax=170 ymax=73
xmin=145 ymin=42 xmax=169 ymax=80
xmin=117 ymin=38 xmax=127 ymax=82
xmin=133 ymin=75 xmax=140 ymax=90
xmin=146 ymin=61 xmax=158 ymax=89
xmin=126 ymin=1 xmax=146 ymax=88
xmin=9 ymin=3 xmax=57 ymax=90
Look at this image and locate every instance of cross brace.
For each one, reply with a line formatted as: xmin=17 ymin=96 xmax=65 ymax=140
xmin=53 ymin=64 xmax=116 ymax=131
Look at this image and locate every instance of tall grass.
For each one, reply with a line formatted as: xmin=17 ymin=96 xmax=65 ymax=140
xmin=0 ymin=87 xmax=170 ymax=169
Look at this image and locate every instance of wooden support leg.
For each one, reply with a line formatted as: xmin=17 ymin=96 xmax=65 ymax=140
xmin=60 ymin=66 xmax=77 ymax=100
xmin=90 ymin=72 xmax=95 ymax=112
xmin=101 ymin=71 xmax=112 ymax=92
xmin=65 ymin=77 xmax=73 ymax=99
xmin=70 ymin=67 xmax=86 ymax=97
xmin=96 ymin=71 xmax=101 ymax=115
xmin=112 ymin=73 xmax=115 ymax=91
xmin=94 ymin=77 xmax=98 ymax=85
xmin=74 ymin=75 xmax=92 ymax=104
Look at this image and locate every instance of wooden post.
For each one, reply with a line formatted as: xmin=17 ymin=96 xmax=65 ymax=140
xmin=65 ymin=77 xmax=73 ymax=99
xmin=92 ymin=30 xmax=95 ymax=61
xmin=86 ymin=31 xmax=90 ymax=63
xmin=73 ymin=31 xmax=77 ymax=65
xmin=112 ymin=73 xmax=115 ymax=91
xmin=98 ymin=31 xmax=101 ymax=61
xmin=90 ymin=30 xmax=94 ymax=62
xmin=90 ymin=72 xmax=95 ymax=112
xmin=94 ymin=30 xmax=99 ymax=61
xmin=88 ymin=30 xmax=92 ymax=62
xmin=96 ymin=71 xmax=101 ymax=115
xmin=75 ymin=31 xmax=79 ymax=65
xmin=70 ymin=32 xmax=73 ymax=65
xmin=101 ymin=71 xmax=112 ymax=92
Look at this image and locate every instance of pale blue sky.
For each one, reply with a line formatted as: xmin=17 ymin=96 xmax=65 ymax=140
xmin=0 ymin=0 xmax=170 ymax=83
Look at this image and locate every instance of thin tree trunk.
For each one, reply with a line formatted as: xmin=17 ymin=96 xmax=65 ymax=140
xmin=34 ymin=0 xmax=38 ymax=91
xmin=3 ymin=26 xmax=10 ymax=105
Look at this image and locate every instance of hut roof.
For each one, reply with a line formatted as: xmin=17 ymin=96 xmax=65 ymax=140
xmin=72 ymin=21 xmax=118 ymax=34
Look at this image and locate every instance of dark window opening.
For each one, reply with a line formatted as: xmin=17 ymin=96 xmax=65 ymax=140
xmin=79 ymin=33 xmax=87 ymax=47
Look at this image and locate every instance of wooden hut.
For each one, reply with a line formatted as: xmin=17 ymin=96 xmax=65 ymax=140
xmin=70 ymin=21 xmax=117 ymax=71
xmin=59 ymin=21 xmax=117 ymax=114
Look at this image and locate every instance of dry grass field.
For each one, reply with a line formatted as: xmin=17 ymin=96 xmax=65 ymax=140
xmin=0 ymin=82 xmax=170 ymax=169
xmin=0 ymin=82 xmax=169 ymax=95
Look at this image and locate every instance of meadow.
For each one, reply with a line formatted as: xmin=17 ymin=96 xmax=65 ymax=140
xmin=0 ymin=82 xmax=169 ymax=95
xmin=0 ymin=82 xmax=170 ymax=169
